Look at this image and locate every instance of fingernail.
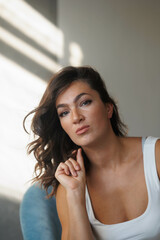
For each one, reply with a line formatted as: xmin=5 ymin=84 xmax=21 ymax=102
xmin=75 ymin=165 xmax=80 ymax=170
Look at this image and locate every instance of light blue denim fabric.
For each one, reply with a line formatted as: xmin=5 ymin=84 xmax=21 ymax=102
xmin=20 ymin=184 xmax=62 ymax=240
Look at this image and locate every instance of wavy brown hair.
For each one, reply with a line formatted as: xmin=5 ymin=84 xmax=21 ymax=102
xmin=23 ymin=66 xmax=128 ymax=198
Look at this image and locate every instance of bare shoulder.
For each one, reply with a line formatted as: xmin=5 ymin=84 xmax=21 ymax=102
xmin=121 ymin=136 xmax=143 ymax=153
xmin=122 ymin=136 xmax=143 ymax=145
xmin=155 ymin=139 xmax=160 ymax=180
xmin=56 ymin=184 xmax=69 ymax=239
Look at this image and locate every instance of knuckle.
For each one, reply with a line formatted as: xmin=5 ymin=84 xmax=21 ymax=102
xmin=59 ymin=162 xmax=64 ymax=166
xmin=65 ymin=159 xmax=73 ymax=166
xmin=65 ymin=159 xmax=70 ymax=163
xmin=68 ymin=158 xmax=76 ymax=164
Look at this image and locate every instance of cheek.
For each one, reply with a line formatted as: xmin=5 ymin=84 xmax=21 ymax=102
xmin=89 ymin=105 xmax=107 ymax=123
xmin=60 ymin=120 xmax=76 ymax=143
xmin=60 ymin=119 xmax=72 ymax=136
xmin=60 ymin=120 xmax=67 ymax=131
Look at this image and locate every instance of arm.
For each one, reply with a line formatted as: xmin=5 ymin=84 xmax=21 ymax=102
xmin=155 ymin=139 xmax=160 ymax=180
xmin=55 ymin=149 xmax=94 ymax=240
xmin=56 ymin=184 xmax=94 ymax=240
xmin=67 ymin=189 xmax=94 ymax=240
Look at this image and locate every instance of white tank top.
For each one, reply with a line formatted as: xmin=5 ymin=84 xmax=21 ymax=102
xmin=85 ymin=136 xmax=160 ymax=240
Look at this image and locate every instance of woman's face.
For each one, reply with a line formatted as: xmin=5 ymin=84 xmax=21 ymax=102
xmin=56 ymin=80 xmax=113 ymax=148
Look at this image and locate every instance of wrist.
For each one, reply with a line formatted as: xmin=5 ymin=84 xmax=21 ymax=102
xmin=66 ymin=188 xmax=86 ymax=204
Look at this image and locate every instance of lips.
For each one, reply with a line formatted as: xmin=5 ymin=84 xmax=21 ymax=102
xmin=76 ymin=125 xmax=90 ymax=135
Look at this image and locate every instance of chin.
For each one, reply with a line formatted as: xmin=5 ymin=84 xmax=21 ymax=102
xmin=74 ymin=136 xmax=97 ymax=148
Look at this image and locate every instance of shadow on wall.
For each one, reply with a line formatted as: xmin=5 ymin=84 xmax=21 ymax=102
xmin=0 ymin=194 xmax=23 ymax=240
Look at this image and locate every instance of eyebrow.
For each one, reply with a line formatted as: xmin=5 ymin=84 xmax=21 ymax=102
xmin=56 ymin=93 xmax=91 ymax=110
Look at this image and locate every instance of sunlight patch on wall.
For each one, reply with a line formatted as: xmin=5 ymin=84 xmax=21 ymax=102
xmin=0 ymin=0 xmax=64 ymax=59
xmin=69 ymin=42 xmax=84 ymax=66
xmin=0 ymin=27 xmax=62 ymax=72
xmin=0 ymin=54 xmax=47 ymax=200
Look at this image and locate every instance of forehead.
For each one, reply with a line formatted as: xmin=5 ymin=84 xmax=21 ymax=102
xmin=56 ymin=80 xmax=98 ymax=105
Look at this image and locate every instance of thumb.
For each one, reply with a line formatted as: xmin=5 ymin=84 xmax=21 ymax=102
xmin=76 ymin=148 xmax=85 ymax=171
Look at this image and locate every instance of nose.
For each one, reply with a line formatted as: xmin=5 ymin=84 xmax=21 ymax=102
xmin=71 ymin=108 xmax=84 ymax=124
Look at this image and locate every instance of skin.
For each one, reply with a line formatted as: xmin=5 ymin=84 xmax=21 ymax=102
xmin=56 ymin=81 xmax=113 ymax=149
xmin=55 ymin=80 xmax=160 ymax=225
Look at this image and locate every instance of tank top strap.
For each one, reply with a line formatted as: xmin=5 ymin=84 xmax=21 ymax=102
xmin=142 ymin=136 xmax=146 ymax=152
xmin=143 ymin=136 xmax=160 ymax=193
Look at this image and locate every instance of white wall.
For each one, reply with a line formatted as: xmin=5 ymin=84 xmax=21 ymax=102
xmin=58 ymin=0 xmax=160 ymax=137
xmin=0 ymin=0 xmax=58 ymax=200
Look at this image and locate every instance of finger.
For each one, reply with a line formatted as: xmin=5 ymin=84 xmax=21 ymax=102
xmin=76 ymin=148 xmax=85 ymax=171
xmin=72 ymin=150 xmax=77 ymax=154
xmin=67 ymin=157 xmax=81 ymax=171
xmin=65 ymin=159 xmax=78 ymax=177
xmin=56 ymin=162 xmax=70 ymax=176
xmin=69 ymin=149 xmax=77 ymax=159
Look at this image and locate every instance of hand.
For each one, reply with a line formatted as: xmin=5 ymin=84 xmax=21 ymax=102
xmin=55 ymin=148 xmax=86 ymax=192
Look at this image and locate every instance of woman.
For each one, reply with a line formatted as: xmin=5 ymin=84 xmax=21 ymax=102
xmin=24 ymin=66 xmax=160 ymax=240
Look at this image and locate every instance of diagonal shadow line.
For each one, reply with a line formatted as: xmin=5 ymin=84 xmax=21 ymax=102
xmin=1 ymin=41 xmax=54 ymax=82
xmin=0 ymin=16 xmax=58 ymax=62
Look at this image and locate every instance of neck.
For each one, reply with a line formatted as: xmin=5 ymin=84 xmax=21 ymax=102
xmin=83 ymin=133 xmax=126 ymax=172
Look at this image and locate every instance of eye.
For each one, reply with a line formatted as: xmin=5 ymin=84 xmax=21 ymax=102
xmin=59 ymin=111 xmax=69 ymax=118
xmin=81 ymin=99 xmax=92 ymax=106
